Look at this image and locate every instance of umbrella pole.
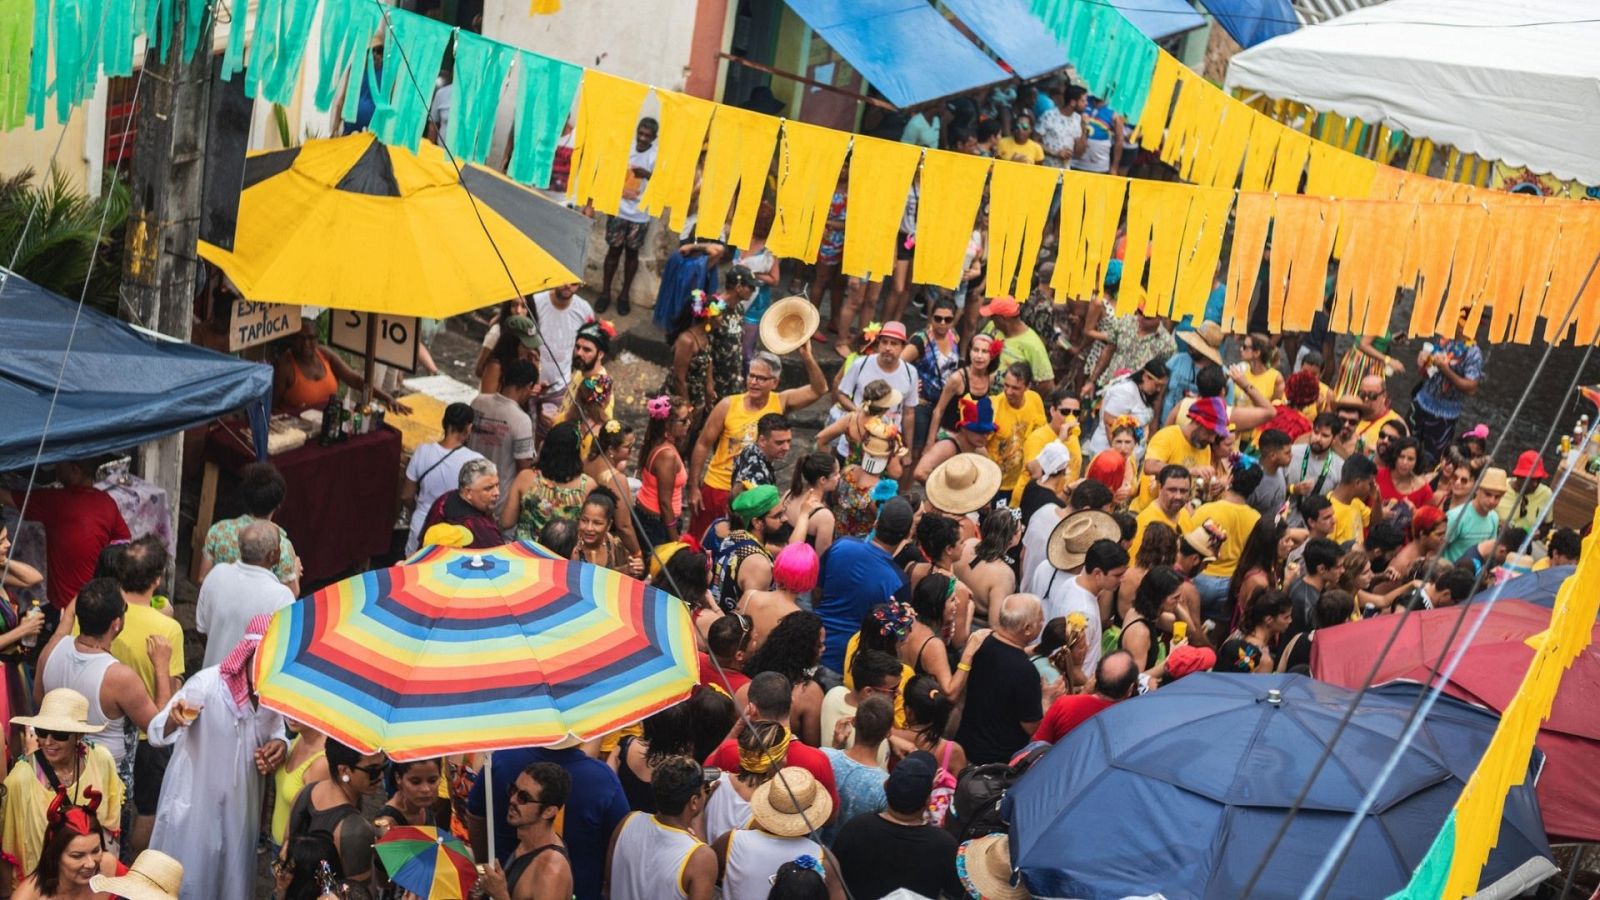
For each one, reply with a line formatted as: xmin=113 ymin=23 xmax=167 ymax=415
xmin=484 ymin=750 xmax=495 ymax=866
xmin=363 ymin=315 xmax=378 ymax=407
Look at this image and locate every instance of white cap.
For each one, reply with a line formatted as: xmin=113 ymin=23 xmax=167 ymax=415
xmin=1037 ymin=441 xmax=1071 ymax=477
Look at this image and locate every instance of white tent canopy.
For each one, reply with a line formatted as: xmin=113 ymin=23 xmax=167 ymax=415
xmin=1224 ymin=0 xmax=1600 ymax=185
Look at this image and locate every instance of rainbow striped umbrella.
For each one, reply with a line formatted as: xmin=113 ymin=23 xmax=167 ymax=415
xmin=253 ymin=541 xmax=698 ymax=761
xmin=375 ymin=826 xmax=477 ymax=899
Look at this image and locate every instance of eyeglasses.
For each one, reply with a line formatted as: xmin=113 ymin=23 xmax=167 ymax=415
xmin=36 ymin=729 xmax=76 ymax=742
xmin=932 ymin=314 xmax=955 ymax=323
xmin=510 ymin=787 xmax=547 ymax=807
xmin=351 ymin=762 xmax=386 ymax=780
xmin=1338 ymin=415 xmax=1359 ymax=424
xmin=747 ymin=372 xmax=778 ymax=384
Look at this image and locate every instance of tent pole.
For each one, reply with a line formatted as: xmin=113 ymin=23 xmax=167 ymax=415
xmin=363 ymin=315 xmax=378 ymax=407
xmin=484 ymin=750 xmax=496 ymax=865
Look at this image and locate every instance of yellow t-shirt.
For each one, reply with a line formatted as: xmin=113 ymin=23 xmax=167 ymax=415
xmin=1129 ymin=501 xmax=1184 ymax=560
xmin=111 ymin=603 xmax=186 ymax=701
xmin=1189 ymin=500 xmax=1261 ymax=578
xmin=1245 ymin=367 xmax=1284 ymax=404
xmin=841 ymin=632 xmax=911 ymax=728
xmin=1134 ymin=424 xmax=1215 ymax=513
xmin=705 ymin=393 xmax=784 ymax=491
xmin=1353 ymin=409 xmax=1402 ymax=455
xmin=996 ymin=137 xmax=1045 ymax=165
xmin=1008 ymin=421 xmax=1080 ymax=507
xmin=989 ymin=392 xmax=1049 ymax=491
xmin=1328 ymin=494 xmax=1371 ymax=544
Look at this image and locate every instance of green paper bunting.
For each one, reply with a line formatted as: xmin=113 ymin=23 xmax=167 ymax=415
xmin=247 ymin=0 xmax=317 ymax=106
xmin=1 ymin=0 xmax=33 ymax=130
xmin=312 ymin=0 xmax=381 ymax=119
xmin=179 ymin=0 xmax=209 ymax=62
xmin=445 ymin=29 xmax=514 ymax=164
xmin=101 ymin=0 xmax=136 ymax=77
xmin=368 ymin=5 xmax=452 ymax=152
xmin=25 ymin=0 xmax=46 ymax=126
xmin=1388 ymin=809 xmax=1457 ymax=899
xmin=220 ymin=0 xmax=249 ymax=80
xmin=508 ymin=49 xmax=581 ymax=188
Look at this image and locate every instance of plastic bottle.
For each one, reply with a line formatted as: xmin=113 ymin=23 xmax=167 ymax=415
xmin=20 ymin=598 xmax=43 ymax=648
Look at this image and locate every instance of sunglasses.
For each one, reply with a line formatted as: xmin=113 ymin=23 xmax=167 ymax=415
xmin=932 ymin=314 xmax=955 ymax=323
xmin=510 ymin=787 xmax=548 ymax=807
xmin=1358 ymin=391 xmax=1384 ymax=401
xmin=351 ymin=762 xmax=386 ymax=780
xmin=36 ymin=729 xmax=77 ymax=742
xmin=1058 ymin=406 xmax=1080 ymax=416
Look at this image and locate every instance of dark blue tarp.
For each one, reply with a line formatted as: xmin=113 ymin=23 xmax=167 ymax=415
xmin=943 ymin=0 xmax=1069 ymax=80
xmin=1107 ymin=0 xmax=1207 ymax=41
xmin=784 ymin=0 xmax=1010 ymax=108
xmin=1199 ymin=0 xmax=1298 ymax=48
xmin=0 ymin=269 xmax=273 ymax=471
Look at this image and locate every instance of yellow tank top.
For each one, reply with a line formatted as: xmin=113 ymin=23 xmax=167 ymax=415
xmin=705 ymin=393 xmax=783 ymax=491
xmin=271 ymin=738 xmax=326 ymax=845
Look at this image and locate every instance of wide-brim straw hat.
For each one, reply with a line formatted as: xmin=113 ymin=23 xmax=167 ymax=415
xmin=12 ymin=688 xmax=105 ymax=734
xmin=759 ymin=296 xmax=819 ymax=355
xmin=925 ymin=454 xmax=1003 ymax=516
xmin=1480 ymin=466 xmax=1511 ymax=493
xmin=749 ymin=766 xmax=833 ymax=837
xmin=957 ymin=834 xmax=1030 ymax=900
xmin=1178 ymin=322 xmax=1224 ymax=366
xmin=91 ymin=850 xmax=183 ymax=900
xmin=1046 ymin=510 xmax=1122 ymax=571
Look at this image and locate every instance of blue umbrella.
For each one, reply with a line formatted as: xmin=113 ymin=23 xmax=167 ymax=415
xmin=1003 ymin=674 xmax=1553 ymax=900
xmin=1495 ymin=564 xmax=1574 ymax=608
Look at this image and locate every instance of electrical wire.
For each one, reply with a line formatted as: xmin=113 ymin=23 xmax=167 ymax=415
xmin=1236 ymin=252 xmax=1600 ymax=897
xmin=369 ymin=5 xmax=845 ymax=876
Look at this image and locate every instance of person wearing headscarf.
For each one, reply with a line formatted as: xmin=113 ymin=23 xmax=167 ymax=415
xmin=147 ymin=615 xmax=288 ymax=900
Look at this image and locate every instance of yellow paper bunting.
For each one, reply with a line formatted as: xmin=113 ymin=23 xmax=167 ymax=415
xmin=767 ymin=121 xmax=852 ymax=263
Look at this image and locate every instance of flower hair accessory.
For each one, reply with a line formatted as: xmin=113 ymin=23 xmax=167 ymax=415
xmin=872 ymin=601 xmax=915 ymax=639
xmin=582 ymin=317 xmax=618 ymax=339
xmin=647 ymin=395 xmax=674 ymax=420
xmin=580 ymin=374 xmax=614 ymax=407
xmin=791 ymin=855 xmax=825 ymax=877
xmin=603 ymin=419 xmax=623 ymax=435
xmin=690 ymin=289 xmax=724 ymax=321
xmin=1232 ymin=451 xmax=1259 ymax=470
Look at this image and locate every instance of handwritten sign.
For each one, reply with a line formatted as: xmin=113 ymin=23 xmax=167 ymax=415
xmin=228 ymin=300 xmax=301 ymax=351
xmin=330 ymin=311 xmax=420 ymax=373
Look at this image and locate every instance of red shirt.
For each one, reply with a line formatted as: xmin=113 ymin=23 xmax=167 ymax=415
xmin=705 ymin=737 xmax=840 ymax=820
xmin=698 ymin=653 xmax=751 ymax=697
xmin=1033 ymin=694 xmax=1117 ymax=744
xmin=23 ymin=486 xmax=130 ymax=608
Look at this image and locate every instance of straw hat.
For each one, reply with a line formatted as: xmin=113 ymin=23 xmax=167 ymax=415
xmin=1178 ymin=322 xmax=1224 ymax=366
xmin=957 ymin=834 xmax=1030 ymax=900
xmin=759 ymin=296 xmax=819 ymax=355
xmin=925 ymin=454 xmax=1002 ymax=515
xmin=90 ymin=850 xmax=183 ymax=900
xmin=1046 ymin=510 xmax=1122 ymax=571
xmin=1480 ymin=466 xmax=1511 ymax=493
xmin=749 ymin=766 xmax=834 ymax=837
xmin=13 ymin=688 xmax=105 ymax=734
xmin=1179 ymin=524 xmax=1221 ymax=562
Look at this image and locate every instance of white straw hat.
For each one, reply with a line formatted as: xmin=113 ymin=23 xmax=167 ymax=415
xmin=90 ymin=850 xmax=183 ymax=900
xmin=12 ymin=688 xmax=105 ymax=734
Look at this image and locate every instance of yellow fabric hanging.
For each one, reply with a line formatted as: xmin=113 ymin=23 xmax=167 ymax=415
xmin=637 ymin=90 xmax=716 ymax=232
xmin=767 ymin=121 xmax=852 ymax=263
xmin=913 ymin=150 xmax=992 ymax=289
xmin=1405 ymin=202 xmax=1467 ymax=337
xmin=1332 ymin=200 xmax=1413 ymax=335
xmin=1438 ymin=513 xmax=1600 ymax=899
xmin=566 ymin=71 xmax=651 ymax=216
xmin=1137 ymin=52 xmax=1182 ymax=152
xmin=1305 ymin=141 xmax=1376 ymax=200
xmin=1356 ymin=201 xmax=1417 ymax=337
xmin=1158 ymin=71 xmax=1204 ymax=172
xmin=841 ymin=136 xmax=922 ymax=281
xmin=1270 ymin=130 xmax=1313 ymax=195
xmin=695 ymin=105 xmax=781 ymax=247
xmin=1118 ymin=181 xmax=1196 ymax=317
xmin=1177 ymin=85 xmax=1225 ymax=183
xmin=1543 ymin=205 xmax=1600 ymax=343
xmin=1224 ymin=192 xmax=1273 ymax=332
xmin=1173 ymin=186 xmax=1235 ymax=324
xmin=1266 ymin=195 xmax=1340 ymax=331
xmin=1367 ymin=165 xmax=1408 ymax=202
xmin=1238 ymin=116 xmax=1283 ymax=193
xmin=1441 ymin=204 xmax=1493 ymax=335
xmin=985 ymin=160 xmax=1060 ymax=299
xmin=1052 ymin=173 xmax=1128 ymax=301
xmin=1482 ymin=205 xmax=1558 ymax=344
xmin=1195 ymin=97 xmax=1251 ymax=189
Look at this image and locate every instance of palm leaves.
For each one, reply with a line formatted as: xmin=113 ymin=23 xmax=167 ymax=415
xmin=0 ymin=166 xmax=130 ymax=313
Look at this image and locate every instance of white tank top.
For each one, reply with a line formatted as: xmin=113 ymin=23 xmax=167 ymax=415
xmin=608 ymin=812 xmax=702 ymax=900
xmin=702 ymin=773 xmax=753 ymax=845
xmin=40 ymin=643 xmax=129 ymax=765
xmin=724 ymin=829 xmax=824 ymax=900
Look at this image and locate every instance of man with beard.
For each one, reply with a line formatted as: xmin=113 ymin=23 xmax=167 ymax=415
xmin=560 ymin=319 xmax=614 ymax=422
xmin=532 ymin=283 xmax=591 ymax=424
xmin=1286 ymin=413 xmax=1345 ymax=527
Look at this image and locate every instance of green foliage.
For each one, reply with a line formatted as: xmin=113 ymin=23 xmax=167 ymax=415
xmin=0 ymin=166 xmax=130 ymax=314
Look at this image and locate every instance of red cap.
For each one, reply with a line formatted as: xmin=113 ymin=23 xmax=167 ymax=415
xmin=979 ymin=296 xmax=1020 ymax=318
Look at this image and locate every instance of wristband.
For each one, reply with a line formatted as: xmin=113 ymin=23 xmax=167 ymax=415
xmin=957 ymin=661 xmax=972 ymax=672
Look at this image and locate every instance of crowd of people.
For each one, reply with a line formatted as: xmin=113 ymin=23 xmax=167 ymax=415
xmin=0 ymin=70 xmax=1584 ymax=900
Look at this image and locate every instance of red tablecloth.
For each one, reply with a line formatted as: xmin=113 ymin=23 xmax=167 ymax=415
xmin=206 ymin=425 xmax=401 ymax=585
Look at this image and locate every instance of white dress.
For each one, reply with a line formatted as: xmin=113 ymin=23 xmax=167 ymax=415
xmin=147 ymin=668 xmax=287 ymax=900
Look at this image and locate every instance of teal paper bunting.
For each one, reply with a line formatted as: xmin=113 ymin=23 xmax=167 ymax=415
xmin=101 ymin=0 xmax=136 ymax=77
xmin=220 ymin=0 xmax=249 ymax=80
xmin=312 ymin=0 xmax=381 ymax=119
xmin=179 ymin=0 xmax=210 ymax=62
xmin=507 ymin=49 xmax=581 ymax=188
xmin=368 ymin=5 xmax=452 ymax=152
xmin=445 ymin=29 xmax=514 ymax=164
xmin=25 ymin=0 xmax=46 ymax=126
xmin=247 ymin=0 xmax=317 ymax=106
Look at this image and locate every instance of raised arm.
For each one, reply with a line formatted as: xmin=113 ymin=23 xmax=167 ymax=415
xmin=778 ymin=343 xmax=828 ymax=411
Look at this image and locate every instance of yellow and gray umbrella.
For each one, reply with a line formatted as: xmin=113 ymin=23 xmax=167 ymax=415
xmin=198 ymin=132 xmax=589 ymax=317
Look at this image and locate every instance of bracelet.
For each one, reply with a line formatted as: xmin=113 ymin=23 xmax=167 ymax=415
xmin=957 ymin=661 xmax=972 ymax=672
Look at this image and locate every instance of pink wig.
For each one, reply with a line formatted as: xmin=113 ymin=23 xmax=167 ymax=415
xmin=772 ymin=543 xmax=820 ymax=594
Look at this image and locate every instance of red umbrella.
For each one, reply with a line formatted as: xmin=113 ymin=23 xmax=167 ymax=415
xmin=1311 ymin=599 xmax=1600 ymax=842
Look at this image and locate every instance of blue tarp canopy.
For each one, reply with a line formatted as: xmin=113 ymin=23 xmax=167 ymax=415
xmin=943 ymin=0 xmax=1069 ymax=80
xmin=0 ymin=269 xmax=273 ymax=471
xmin=1200 ymin=0 xmax=1297 ymax=48
xmin=784 ymin=0 xmax=1010 ymax=108
xmin=1108 ymin=0 xmax=1208 ymax=40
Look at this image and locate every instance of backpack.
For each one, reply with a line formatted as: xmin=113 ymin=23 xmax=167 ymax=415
xmin=924 ymin=740 xmax=958 ymax=827
xmin=943 ymin=743 xmax=1050 ymax=843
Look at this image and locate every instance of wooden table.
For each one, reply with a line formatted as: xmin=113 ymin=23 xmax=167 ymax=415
xmin=1550 ymin=460 xmax=1599 ymax=531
